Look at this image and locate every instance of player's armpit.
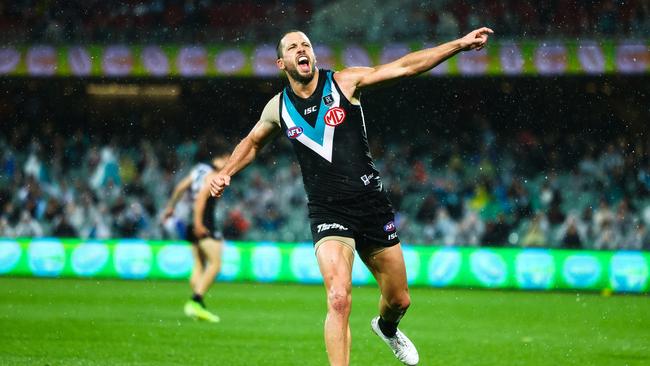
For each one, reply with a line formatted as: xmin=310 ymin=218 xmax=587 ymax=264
xmin=336 ymin=64 xmax=414 ymax=103
xmin=333 ymin=67 xmax=374 ymax=102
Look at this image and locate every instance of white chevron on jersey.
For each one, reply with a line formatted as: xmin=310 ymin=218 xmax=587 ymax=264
xmin=281 ymin=72 xmax=342 ymax=163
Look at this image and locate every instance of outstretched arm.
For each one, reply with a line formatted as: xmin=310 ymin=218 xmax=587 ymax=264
xmin=209 ymin=95 xmax=281 ymax=197
xmin=163 ymin=175 xmax=192 ymax=220
xmin=335 ymin=27 xmax=494 ymax=100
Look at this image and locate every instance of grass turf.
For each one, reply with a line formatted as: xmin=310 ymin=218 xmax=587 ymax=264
xmin=0 ymin=277 xmax=648 ymax=366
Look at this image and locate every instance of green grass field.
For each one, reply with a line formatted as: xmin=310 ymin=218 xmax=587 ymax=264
xmin=0 ymin=278 xmax=648 ymax=366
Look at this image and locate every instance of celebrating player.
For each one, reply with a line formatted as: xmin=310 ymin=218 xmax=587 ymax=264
xmin=209 ymin=28 xmax=493 ymax=365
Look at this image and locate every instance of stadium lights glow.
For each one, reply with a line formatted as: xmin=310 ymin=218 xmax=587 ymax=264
xmin=86 ymin=84 xmax=180 ymax=97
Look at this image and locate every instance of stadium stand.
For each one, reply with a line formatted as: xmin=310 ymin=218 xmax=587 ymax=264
xmin=0 ymin=0 xmax=649 ymax=44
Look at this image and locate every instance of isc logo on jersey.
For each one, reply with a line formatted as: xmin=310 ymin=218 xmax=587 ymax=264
xmin=324 ymin=107 xmax=346 ymax=126
xmin=287 ymin=126 xmax=303 ymax=139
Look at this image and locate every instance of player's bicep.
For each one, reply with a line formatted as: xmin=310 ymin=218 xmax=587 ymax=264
xmin=356 ymin=61 xmax=410 ymax=89
xmin=249 ymin=94 xmax=282 ymax=149
xmin=249 ymin=119 xmax=280 ymax=149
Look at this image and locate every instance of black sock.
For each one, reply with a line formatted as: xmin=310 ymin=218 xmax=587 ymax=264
xmin=378 ymin=316 xmax=398 ymax=338
xmin=192 ymin=294 xmax=205 ymax=308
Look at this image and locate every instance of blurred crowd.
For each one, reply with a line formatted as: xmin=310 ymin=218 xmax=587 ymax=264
xmin=0 ymin=0 xmax=648 ymax=44
xmin=2 ymin=116 xmax=649 ymax=250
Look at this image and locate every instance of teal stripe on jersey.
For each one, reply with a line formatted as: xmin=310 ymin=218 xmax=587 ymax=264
xmin=282 ymin=71 xmax=333 ymax=146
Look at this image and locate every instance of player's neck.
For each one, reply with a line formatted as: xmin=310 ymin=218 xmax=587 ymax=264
xmin=288 ymin=68 xmax=320 ymax=99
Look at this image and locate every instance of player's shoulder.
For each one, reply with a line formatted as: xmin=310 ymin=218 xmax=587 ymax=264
xmin=260 ymin=92 xmax=282 ymax=125
xmin=333 ymin=67 xmax=374 ymax=97
xmin=268 ymin=92 xmax=281 ymax=104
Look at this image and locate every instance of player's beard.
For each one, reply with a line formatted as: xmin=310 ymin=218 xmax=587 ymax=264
xmin=287 ymin=63 xmax=316 ymax=84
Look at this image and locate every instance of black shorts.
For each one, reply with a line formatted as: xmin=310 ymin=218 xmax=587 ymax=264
xmin=185 ymin=224 xmax=224 ymax=244
xmin=308 ymin=190 xmax=400 ymax=252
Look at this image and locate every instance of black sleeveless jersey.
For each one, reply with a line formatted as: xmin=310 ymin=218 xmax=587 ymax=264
xmin=279 ymin=69 xmax=382 ymax=202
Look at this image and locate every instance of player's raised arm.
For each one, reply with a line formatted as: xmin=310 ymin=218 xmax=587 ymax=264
xmin=163 ymin=175 xmax=192 ymax=220
xmin=209 ymin=96 xmax=281 ymax=197
xmin=335 ymin=27 xmax=493 ymax=96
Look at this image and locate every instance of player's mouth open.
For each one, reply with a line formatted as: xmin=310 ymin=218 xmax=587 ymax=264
xmin=297 ymin=56 xmax=310 ymax=72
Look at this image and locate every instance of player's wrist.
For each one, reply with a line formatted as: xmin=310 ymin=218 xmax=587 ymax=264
xmin=455 ymin=38 xmax=469 ymax=51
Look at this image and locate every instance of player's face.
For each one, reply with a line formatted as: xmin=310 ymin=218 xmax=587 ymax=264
xmin=277 ymin=32 xmax=317 ymax=83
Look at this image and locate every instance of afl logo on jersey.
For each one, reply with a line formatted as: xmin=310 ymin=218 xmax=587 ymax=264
xmin=287 ymin=126 xmax=303 ymax=139
xmin=324 ymin=107 xmax=346 ymax=126
xmin=383 ymin=221 xmax=396 ymax=232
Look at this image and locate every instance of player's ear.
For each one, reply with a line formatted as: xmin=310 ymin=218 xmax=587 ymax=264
xmin=276 ymin=58 xmax=285 ymax=70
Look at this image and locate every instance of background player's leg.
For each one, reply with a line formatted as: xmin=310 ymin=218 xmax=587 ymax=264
xmin=185 ymin=243 xmax=215 ymax=320
xmin=195 ymin=238 xmax=223 ymax=296
xmin=316 ymin=240 xmax=355 ymax=366
xmin=189 ymin=244 xmax=205 ymax=292
xmin=359 ymin=243 xmax=410 ymax=327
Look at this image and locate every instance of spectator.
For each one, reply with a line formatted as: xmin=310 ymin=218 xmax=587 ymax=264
xmin=622 ymin=221 xmax=648 ymax=251
xmin=433 ymin=207 xmax=458 ymax=246
xmin=594 ymin=219 xmax=621 ymax=250
xmin=456 ymin=211 xmax=485 ymax=246
xmin=521 ymin=212 xmax=549 ymax=248
xmin=14 ymin=210 xmax=44 ymax=237
xmin=557 ymin=215 xmax=586 ymax=249
xmin=481 ymin=214 xmax=511 ymax=247
xmin=52 ymin=215 xmax=77 ymax=238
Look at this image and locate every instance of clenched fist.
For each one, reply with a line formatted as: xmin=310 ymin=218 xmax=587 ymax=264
xmin=209 ymin=173 xmax=231 ymax=198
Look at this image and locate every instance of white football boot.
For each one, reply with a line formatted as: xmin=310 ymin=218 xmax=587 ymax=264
xmin=371 ymin=316 xmax=419 ymax=365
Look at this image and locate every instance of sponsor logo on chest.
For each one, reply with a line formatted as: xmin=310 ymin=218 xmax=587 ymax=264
xmin=324 ymin=107 xmax=346 ymax=126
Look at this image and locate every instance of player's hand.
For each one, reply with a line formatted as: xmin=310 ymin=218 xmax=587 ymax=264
xmin=162 ymin=207 xmax=174 ymax=221
xmin=193 ymin=223 xmax=210 ymax=239
xmin=459 ymin=27 xmax=494 ymax=51
xmin=209 ymin=173 xmax=231 ymax=198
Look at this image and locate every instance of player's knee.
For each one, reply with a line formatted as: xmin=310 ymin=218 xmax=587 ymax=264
xmin=327 ymin=286 xmax=352 ymax=315
xmin=387 ymin=292 xmax=411 ymax=312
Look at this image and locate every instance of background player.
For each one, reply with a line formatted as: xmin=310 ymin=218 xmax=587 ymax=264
xmin=164 ymin=145 xmax=229 ymax=323
xmin=209 ymin=28 xmax=493 ymax=365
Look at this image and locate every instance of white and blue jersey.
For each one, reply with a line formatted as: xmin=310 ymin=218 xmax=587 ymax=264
xmin=186 ymin=162 xmax=221 ymax=241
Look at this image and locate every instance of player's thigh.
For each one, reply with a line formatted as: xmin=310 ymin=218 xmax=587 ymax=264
xmin=316 ymin=239 xmax=355 ymax=289
xmin=359 ymin=243 xmax=408 ymax=298
xmin=198 ymin=238 xmax=223 ymax=264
